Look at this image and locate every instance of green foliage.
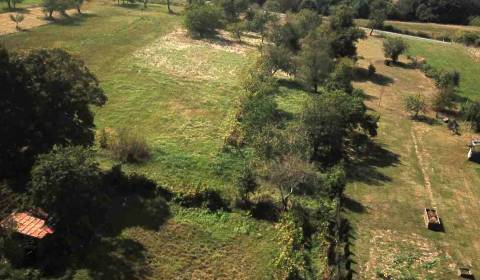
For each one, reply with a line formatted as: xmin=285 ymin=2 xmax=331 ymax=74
xmin=0 ymin=47 xmax=105 ymax=179
xmin=368 ymin=63 xmax=376 ymax=76
xmin=246 ymin=8 xmax=277 ymax=41
xmin=214 ymin=0 xmax=248 ymax=22
xmin=273 ymin=212 xmax=306 ymax=279
xmin=226 ymin=21 xmax=246 ymax=41
xmin=383 ymin=37 xmax=408 ymax=62
xmin=235 ymin=164 xmax=258 ymax=201
xmin=368 ymin=0 xmax=388 ymax=31
xmin=326 ymin=58 xmax=355 ymax=93
xmin=454 ymin=32 xmax=480 ymax=47
xmin=395 ymin=0 xmax=480 ymax=24
xmin=325 ymin=5 xmax=366 ymax=58
xmin=295 ymin=32 xmax=333 ymax=92
xmin=29 ymin=146 xmax=106 ymax=252
xmin=470 ymin=16 xmax=480 ymax=27
xmin=9 ymin=13 xmax=24 ymax=30
xmin=300 ymin=90 xmax=378 ymax=165
xmin=262 ymin=45 xmax=296 ymax=75
xmin=404 ymin=94 xmax=426 ymax=118
xmin=109 ymin=129 xmax=152 ymax=164
xmin=184 ymin=3 xmax=223 ymax=38
xmin=461 ymin=100 xmax=480 ymax=132
xmin=432 ymin=86 xmax=456 ymax=112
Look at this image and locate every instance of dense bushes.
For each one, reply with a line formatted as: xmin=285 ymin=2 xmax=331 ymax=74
xmin=184 ymin=3 xmax=223 ymax=37
xmin=461 ymin=101 xmax=480 ymax=132
xmin=455 ymin=32 xmax=480 ymax=47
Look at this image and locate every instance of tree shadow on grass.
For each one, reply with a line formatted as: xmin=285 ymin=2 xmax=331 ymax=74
xmin=52 ymin=13 xmax=98 ymax=26
xmin=346 ymin=140 xmax=400 ymax=186
xmin=277 ymin=78 xmax=304 ymax=91
xmin=84 ymin=237 xmax=151 ymax=280
xmin=342 ymin=196 xmax=368 ymax=214
xmin=411 ymin=115 xmax=441 ymax=126
xmin=354 ymin=67 xmax=394 ymax=86
xmin=102 ymin=194 xmax=171 ymax=237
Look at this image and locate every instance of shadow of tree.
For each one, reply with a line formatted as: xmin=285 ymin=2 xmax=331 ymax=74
xmin=52 ymin=13 xmax=98 ymax=26
xmin=342 ymin=196 xmax=367 ymax=214
xmin=346 ymin=140 xmax=400 ymax=186
xmin=354 ymin=67 xmax=394 ymax=86
xmin=84 ymin=237 xmax=151 ymax=280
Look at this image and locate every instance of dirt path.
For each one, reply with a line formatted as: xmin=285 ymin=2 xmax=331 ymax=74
xmin=0 ymin=7 xmax=77 ymax=35
xmin=410 ymin=129 xmax=436 ymax=205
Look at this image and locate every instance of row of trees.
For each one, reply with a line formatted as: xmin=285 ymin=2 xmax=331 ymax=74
xmin=223 ymin=5 xmax=378 ymax=278
xmin=42 ymin=0 xmax=84 ymax=18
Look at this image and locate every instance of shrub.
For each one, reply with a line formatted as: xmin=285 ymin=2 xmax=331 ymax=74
xmin=174 ymin=186 xmax=228 ymax=211
xmin=432 ymin=87 xmax=456 ymax=112
xmin=455 ymin=32 xmax=480 ymax=47
xmin=110 ymin=129 xmax=151 ymax=164
xmin=383 ymin=37 xmax=408 ymax=62
xmin=461 ymin=100 xmax=480 ymax=132
xmin=404 ymin=94 xmax=426 ymax=118
xmin=235 ymin=165 xmax=258 ymax=201
xmin=470 ymin=16 xmax=480 ymax=27
xmin=367 ymin=63 xmax=376 ymax=77
xmin=184 ymin=3 xmax=223 ymax=38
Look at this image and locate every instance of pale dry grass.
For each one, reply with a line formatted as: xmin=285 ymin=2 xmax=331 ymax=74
xmin=133 ymin=28 xmax=260 ymax=81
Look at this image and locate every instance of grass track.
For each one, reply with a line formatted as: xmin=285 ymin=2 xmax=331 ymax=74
xmin=347 ymin=35 xmax=480 ymax=279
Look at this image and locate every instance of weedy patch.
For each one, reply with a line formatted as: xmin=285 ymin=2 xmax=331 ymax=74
xmin=364 ymin=230 xmax=455 ymax=279
xmin=132 ymin=28 xmax=259 ymax=81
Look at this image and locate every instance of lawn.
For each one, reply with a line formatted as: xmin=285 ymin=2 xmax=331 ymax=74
xmin=405 ymin=39 xmax=480 ymax=100
xmin=0 ymin=2 xmax=281 ymax=278
xmin=355 ymin=18 xmax=480 ymax=40
xmin=346 ymin=35 xmax=480 ymax=279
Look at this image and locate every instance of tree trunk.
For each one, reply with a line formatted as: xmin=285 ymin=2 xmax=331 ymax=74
xmin=314 ymin=83 xmax=318 ymax=93
xmin=370 ymin=28 xmax=374 ymax=36
xmin=49 ymin=9 xmax=53 ymax=18
xmin=7 ymin=0 xmax=11 ymax=9
xmin=144 ymin=0 xmax=147 ymax=8
xmin=167 ymin=0 xmax=172 ymax=13
xmin=77 ymin=5 xmax=81 ymax=14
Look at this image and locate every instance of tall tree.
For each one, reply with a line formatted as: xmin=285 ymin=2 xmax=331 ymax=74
xmin=295 ymin=31 xmax=333 ymax=93
xmin=324 ymin=4 xmax=365 ymax=58
xmin=368 ymin=0 xmax=389 ymax=35
xmin=0 ymin=47 xmax=106 ymax=180
xmin=300 ymin=90 xmax=378 ymax=165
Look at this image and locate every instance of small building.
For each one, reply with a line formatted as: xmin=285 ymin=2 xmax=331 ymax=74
xmin=0 ymin=212 xmax=54 ymax=239
xmin=467 ymin=139 xmax=480 ymax=160
xmin=458 ymin=266 xmax=474 ymax=279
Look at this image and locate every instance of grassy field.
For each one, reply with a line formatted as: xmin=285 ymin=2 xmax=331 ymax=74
xmin=0 ymin=2 xmax=283 ymax=278
xmin=347 ymin=35 xmax=480 ymax=279
xmin=355 ymin=18 xmax=480 ymax=39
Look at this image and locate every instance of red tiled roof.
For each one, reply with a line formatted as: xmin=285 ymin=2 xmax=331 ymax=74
xmin=0 ymin=212 xmax=55 ymax=239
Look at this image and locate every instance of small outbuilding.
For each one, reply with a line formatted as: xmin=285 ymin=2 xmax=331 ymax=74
xmin=467 ymin=139 xmax=480 ymax=160
xmin=0 ymin=212 xmax=54 ymax=239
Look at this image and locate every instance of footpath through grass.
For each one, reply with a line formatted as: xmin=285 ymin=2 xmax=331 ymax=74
xmin=347 ymin=35 xmax=480 ymax=279
xmin=1 ymin=3 xmax=280 ymax=278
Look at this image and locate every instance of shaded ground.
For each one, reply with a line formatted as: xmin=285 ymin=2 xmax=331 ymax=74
xmin=347 ymin=35 xmax=480 ymax=279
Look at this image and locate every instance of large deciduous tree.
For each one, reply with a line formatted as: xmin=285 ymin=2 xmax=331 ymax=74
xmin=300 ymin=90 xmax=378 ymax=166
xmin=0 ymin=47 xmax=106 ymax=180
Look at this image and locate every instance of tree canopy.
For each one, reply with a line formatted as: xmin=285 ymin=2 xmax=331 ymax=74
xmin=0 ymin=47 xmax=106 ymax=180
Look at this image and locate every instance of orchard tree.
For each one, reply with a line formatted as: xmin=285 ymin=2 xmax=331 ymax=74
xmin=184 ymin=3 xmax=223 ymax=38
xmin=324 ymin=4 xmax=366 ymax=58
xmin=404 ymin=94 xmax=426 ymax=118
xmin=9 ymin=14 xmax=24 ymax=30
xmin=295 ymin=32 xmax=333 ymax=93
xmin=0 ymin=47 xmax=106 ymax=179
xmin=368 ymin=0 xmax=389 ymax=35
xmin=461 ymin=100 xmax=480 ymax=132
xmin=235 ymin=165 xmax=258 ymax=202
xmin=300 ymin=90 xmax=378 ymax=166
xmin=383 ymin=37 xmax=408 ymax=63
